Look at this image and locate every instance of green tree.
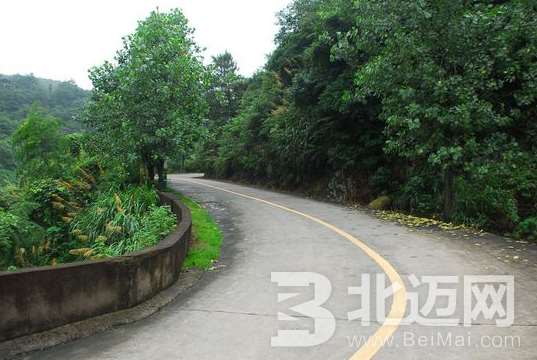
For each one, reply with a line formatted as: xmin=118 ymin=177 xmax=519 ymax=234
xmin=188 ymin=52 xmax=246 ymax=175
xmin=205 ymin=0 xmax=537 ymax=233
xmin=11 ymin=106 xmax=67 ymax=181
xmin=207 ymin=52 xmax=245 ymax=126
xmin=87 ymin=8 xmax=207 ymax=188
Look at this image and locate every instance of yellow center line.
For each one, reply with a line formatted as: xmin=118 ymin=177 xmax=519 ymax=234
xmin=178 ymin=178 xmax=407 ymax=360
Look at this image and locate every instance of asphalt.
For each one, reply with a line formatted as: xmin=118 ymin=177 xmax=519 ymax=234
xmin=24 ymin=174 xmax=537 ymax=359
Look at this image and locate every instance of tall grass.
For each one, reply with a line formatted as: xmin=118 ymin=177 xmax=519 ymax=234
xmin=70 ymin=186 xmax=176 ymax=258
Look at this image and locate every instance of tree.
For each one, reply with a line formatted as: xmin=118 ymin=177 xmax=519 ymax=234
xmin=11 ymin=106 xmax=67 ymax=181
xmin=207 ymin=52 xmax=245 ymax=126
xmin=203 ymin=0 xmax=537 ymax=233
xmin=87 ymin=9 xmax=207 ymax=188
xmin=187 ymin=52 xmax=246 ymax=175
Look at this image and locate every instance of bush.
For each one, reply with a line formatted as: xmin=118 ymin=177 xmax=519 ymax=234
xmin=454 ymin=148 xmax=537 ymax=232
xmin=515 ymin=217 xmax=537 ymax=241
xmin=394 ymin=175 xmax=441 ymax=216
xmin=454 ymin=177 xmax=519 ymax=231
xmin=0 ymin=209 xmax=45 ymax=269
xmin=70 ymin=186 xmax=176 ymax=259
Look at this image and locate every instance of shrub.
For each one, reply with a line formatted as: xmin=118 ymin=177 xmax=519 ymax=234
xmin=70 ymin=186 xmax=176 ymax=258
xmin=454 ymin=148 xmax=537 ymax=231
xmin=394 ymin=175 xmax=441 ymax=216
xmin=515 ymin=217 xmax=537 ymax=241
xmin=117 ymin=205 xmax=176 ymax=255
xmin=0 ymin=209 xmax=45 ymax=269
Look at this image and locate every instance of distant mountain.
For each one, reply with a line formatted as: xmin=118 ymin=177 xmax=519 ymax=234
xmin=0 ymin=74 xmax=89 ymax=135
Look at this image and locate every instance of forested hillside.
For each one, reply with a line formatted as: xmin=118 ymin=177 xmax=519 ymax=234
xmin=0 ymin=74 xmax=88 ymax=183
xmin=194 ymin=0 xmax=537 ymax=237
xmin=0 ymin=74 xmax=88 ymax=133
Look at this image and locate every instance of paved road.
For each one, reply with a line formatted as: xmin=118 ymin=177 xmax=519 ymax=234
xmin=28 ymin=175 xmax=537 ymax=359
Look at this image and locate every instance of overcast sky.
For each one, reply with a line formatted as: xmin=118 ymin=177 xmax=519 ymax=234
xmin=0 ymin=0 xmax=291 ymax=89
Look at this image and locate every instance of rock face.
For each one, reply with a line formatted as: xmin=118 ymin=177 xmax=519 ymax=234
xmin=368 ymin=195 xmax=392 ymax=210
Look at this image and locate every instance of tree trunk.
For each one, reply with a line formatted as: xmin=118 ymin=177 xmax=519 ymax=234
xmin=142 ymin=153 xmax=155 ymax=184
xmin=442 ymin=169 xmax=456 ymax=220
xmin=139 ymin=161 xmax=148 ymax=185
xmin=147 ymin=161 xmax=155 ymax=183
xmin=156 ymin=157 xmax=167 ymax=190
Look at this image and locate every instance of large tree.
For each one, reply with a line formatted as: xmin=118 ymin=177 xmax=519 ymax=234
xmin=206 ymin=52 xmax=245 ymax=126
xmin=87 ymin=9 xmax=207 ymax=187
xmin=186 ymin=52 xmax=245 ymax=175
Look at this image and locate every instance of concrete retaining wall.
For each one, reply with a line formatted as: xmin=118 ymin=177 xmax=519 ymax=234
xmin=0 ymin=192 xmax=191 ymax=342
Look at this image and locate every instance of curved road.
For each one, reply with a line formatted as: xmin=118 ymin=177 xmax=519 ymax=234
xmin=29 ymin=175 xmax=537 ymax=359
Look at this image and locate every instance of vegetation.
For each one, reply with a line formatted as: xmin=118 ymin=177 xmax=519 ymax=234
xmin=0 ymin=74 xmax=88 ymax=132
xmin=71 ymin=186 xmax=176 ymax=258
xmin=2 ymin=1 xmax=536 ymax=271
xmin=0 ymin=74 xmax=89 ymax=183
xmin=192 ymin=0 xmax=537 ymax=239
xmin=0 ymin=9 xmax=208 ymax=270
xmin=86 ymin=9 xmax=207 ymax=188
xmin=0 ymin=105 xmax=178 ymax=270
xmin=184 ymin=52 xmax=246 ymax=175
xmin=169 ymin=189 xmax=223 ymax=270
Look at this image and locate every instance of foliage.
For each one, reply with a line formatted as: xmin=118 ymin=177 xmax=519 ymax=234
xmin=206 ymin=52 xmax=246 ymax=127
xmin=86 ymin=9 xmax=207 ymax=187
xmin=0 ymin=208 xmax=46 ymax=269
xmin=0 ymin=9 xmax=221 ymax=270
xmin=11 ymin=107 xmax=70 ymax=181
xmin=196 ymin=0 xmax=537 ymax=236
xmin=126 ymin=205 xmax=177 ymax=253
xmin=0 ymin=74 xmax=88 ymax=182
xmin=1 ymin=113 xmax=176 ymax=270
xmin=350 ymin=0 xmax=537 ymax=219
xmin=186 ymin=52 xmax=246 ymax=175
xmin=70 ymin=186 xmax=157 ymax=244
xmin=71 ymin=186 xmax=176 ymax=258
xmin=0 ymin=74 xmax=88 ymax=134
xmin=515 ymin=217 xmax=537 ymax=241
xmin=0 ymin=139 xmax=15 ymax=172
xmin=0 ymin=112 xmax=18 ymax=183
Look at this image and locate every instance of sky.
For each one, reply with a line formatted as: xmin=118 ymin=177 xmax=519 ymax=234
xmin=0 ymin=0 xmax=291 ymax=89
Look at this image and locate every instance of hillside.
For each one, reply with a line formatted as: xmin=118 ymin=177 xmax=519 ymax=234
xmin=0 ymin=74 xmax=89 ymax=135
xmin=0 ymin=74 xmax=89 ymax=182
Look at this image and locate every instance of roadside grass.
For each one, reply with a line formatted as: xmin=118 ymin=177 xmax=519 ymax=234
xmin=167 ymin=188 xmax=223 ymax=270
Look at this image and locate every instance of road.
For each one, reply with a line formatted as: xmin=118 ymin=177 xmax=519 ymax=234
xmin=28 ymin=175 xmax=537 ymax=359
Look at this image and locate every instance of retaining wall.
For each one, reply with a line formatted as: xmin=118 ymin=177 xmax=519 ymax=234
xmin=0 ymin=192 xmax=191 ymax=342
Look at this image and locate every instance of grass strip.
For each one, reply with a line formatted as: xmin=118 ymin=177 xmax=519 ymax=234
xmin=167 ymin=188 xmax=223 ymax=270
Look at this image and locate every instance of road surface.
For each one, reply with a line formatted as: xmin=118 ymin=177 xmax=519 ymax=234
xmin=28 ymin=175 xmax=537 ymax=359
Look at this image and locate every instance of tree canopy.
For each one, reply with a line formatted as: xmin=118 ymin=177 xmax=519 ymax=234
xmin=195 ymin=0 xmax=537 ymax=234
xmin=86 ymin=9 xmax=208 ymax=187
